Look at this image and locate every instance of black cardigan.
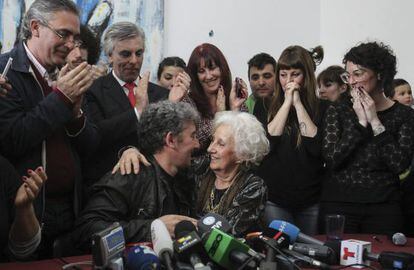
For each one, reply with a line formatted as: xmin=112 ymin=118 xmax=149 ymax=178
xmin=254 ymin=98 xmax=328 ymax=209
xmin=321 ymin=93 xmax=414 ymax=203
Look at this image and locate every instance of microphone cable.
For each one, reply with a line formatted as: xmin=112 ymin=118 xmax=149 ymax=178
xmin=258 ymin=236 xmax=302 ymax=270
xmin=61 ymin=260 xmax=93 ymax=270
xmin=236 ymin=254 xmax=256 ymax=270
xmin=331 ymin=263 xmax=378 ymax=270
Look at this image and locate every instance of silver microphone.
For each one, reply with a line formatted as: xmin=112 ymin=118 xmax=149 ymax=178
xmin=391 ymin=232 xmax=407 ymax=246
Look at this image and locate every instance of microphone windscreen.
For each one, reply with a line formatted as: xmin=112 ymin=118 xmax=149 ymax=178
xmin=126 ymin=245 xmax=160 ymax=270
xmin=174 ymin=220 xmax=196 ymax=239
xmin=203 ymin=228 xmax=250 ymax=269
xmin=262 ymin=227 xmax=291 ymax=248
xmin=197 ymin=213 xmax=231 ymax=236
xmin=391 ymin=232 xmax=407 ymax=246
xmin=268 ymin=220 xmax=300 ymax=243
xmin=150 ymin=219 xmax=173 ymax=257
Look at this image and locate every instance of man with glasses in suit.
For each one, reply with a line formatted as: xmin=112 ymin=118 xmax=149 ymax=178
xmin=0 ymin=0 xmax=98 ymax=258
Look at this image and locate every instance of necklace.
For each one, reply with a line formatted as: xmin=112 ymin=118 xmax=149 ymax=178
xmin=204 ymin=171 xmax=240 ymax=213
xmin=206 ymin=186 xmax=229 ymax=213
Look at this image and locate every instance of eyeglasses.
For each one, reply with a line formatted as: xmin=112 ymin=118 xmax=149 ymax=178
xmin=41 ymin=21 xmax=83 ymax=48
xmin=340 ymin=68 xmax=368 ymax=85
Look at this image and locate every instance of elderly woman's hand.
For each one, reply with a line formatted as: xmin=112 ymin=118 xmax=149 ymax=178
xmin=0 ymin=77 xmax=12 ymax=98
xmin=15 ymin=167 xmax=47 ymax=209
xmin=112 ymin=147 xmax=150 ymax=175
xmin=229 ymin=78 xmax=248 ymax=111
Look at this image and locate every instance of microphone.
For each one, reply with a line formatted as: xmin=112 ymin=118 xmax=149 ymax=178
xmin=377 ymin=251 xmax=414 ymax=270
xmin=173 ymin=220 xmax=211 ymax=270
xmin=269 ymin=220 xmax=324 ymax=246
xmin=229 ymin=250 xmax=258 ymax=270
xmin=150 ymin=219 xmax=174 ymax=270
xmin=259 ymin=235 xmax=289 ymax=270
xmin=245 ymin=229 xmax=290 ymax=269
xmin=340 ymin=239 xmax=373 ymax=266
xmin=341 ymin=239 xmax=414 ymax=269
xmin=125 ymin=245 xmax=160 ymax=270
xmin=389 ymin=232 xmax=408 ymax=246
xmin=197 ymin=212 xmax=232 ymax=237
xmin=203 ymin=228 xmax=261 ymax=269
xmin=260 ymin=228 xmax=291 ymax=269
xmin=289 ymin=243 xmax=333 ymax=259
xmin=283 ymin=249 xmax=331 ymax=270
xmin=263 ymin=227 xmax=291 ymax=249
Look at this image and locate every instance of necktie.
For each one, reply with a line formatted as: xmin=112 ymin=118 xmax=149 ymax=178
xmin=124 ymin=82 xmax=136 ymax=107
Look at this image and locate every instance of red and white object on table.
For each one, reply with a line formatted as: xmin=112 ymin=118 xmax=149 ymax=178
xmin=340 ymin=239 xmax=372 ymax=267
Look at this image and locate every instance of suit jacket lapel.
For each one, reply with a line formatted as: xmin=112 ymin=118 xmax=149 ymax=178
xmin=104 ymin=73 xmax=132 ymax=111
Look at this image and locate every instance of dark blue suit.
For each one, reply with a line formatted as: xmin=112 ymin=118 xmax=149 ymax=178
xmin=83 ymin=73 xmax=168 ymax=187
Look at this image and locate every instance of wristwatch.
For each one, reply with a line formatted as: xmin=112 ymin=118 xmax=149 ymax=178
xmin=76 ymin=108 xmax=84 ymax=119
xmin=372 ymin=124 xmax=386 ymax=136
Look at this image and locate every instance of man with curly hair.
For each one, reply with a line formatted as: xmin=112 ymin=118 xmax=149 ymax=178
xmin=74 ymin=101 xmax=200 ymax=250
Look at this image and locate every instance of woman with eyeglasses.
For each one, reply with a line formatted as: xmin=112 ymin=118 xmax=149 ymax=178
xmin=320 ymin=42 xmax=414 ymax=234
xmin=254 ymin=45 xmax=327 ymax=235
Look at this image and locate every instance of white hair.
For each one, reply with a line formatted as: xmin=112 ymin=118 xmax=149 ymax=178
xmin=213 ymin=111 xmax=269 ymax=167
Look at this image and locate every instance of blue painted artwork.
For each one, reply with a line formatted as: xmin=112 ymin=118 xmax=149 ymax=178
xmin=0 ymin=0 xmax=164 ymax=79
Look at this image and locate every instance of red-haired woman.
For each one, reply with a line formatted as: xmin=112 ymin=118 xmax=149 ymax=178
xmin=183 ymin=43 xmax=248 ymax=160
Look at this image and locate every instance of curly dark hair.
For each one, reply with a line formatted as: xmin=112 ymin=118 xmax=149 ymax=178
xmin=343 ymin=41 xmax=397 ymax=95
xmin=79 ymin=25 xmax=100 ymax=65
xmin=137 ymin=101 xmax=200 ymax=156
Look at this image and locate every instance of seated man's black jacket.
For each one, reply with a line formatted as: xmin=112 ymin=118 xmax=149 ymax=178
xmin=73 ymin=157 xmax=195 ymax=251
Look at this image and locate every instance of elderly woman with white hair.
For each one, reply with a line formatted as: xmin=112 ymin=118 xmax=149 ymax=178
xmin=196 ymin=111 xmax=269 ymax=235
xmin=114 ymin=110 xmax=269 ymax=235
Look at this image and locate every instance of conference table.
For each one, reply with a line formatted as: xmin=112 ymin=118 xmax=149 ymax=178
xmin=1 ymin=234 xmax=413 ymax=269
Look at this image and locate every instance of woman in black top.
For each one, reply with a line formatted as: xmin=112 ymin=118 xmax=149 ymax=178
xmin=321 ymin=42 xmax=414 ymax=233
xmin=254 ymin=45 xmax=327 ymax=235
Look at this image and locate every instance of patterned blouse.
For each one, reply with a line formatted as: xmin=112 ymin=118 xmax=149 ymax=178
xmin=321 ymin=93 xmax=414 ymax=204
xmin=182 ymin=96 xmax=214 ymax=157
xmin=182 ymin=95 xmax=248 ymax=159
xmin=194 ymin=164 xmax=268 ymax=236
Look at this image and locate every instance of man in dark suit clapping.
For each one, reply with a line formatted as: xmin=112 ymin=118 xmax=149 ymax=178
xmin=83 ymin=22 xmax=181 ymax=189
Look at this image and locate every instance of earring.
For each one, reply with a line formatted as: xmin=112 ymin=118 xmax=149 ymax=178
xmin=377 ymin=74 xmax=381 ymax=80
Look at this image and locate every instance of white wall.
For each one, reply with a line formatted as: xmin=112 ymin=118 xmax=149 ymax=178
xmin=164 ymin=0 xmax=414 ymax=91
xmin=320 ymin=0 xmax=414 ymax=85
xmin=164 ymin=0 xmax=320 ymax=85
